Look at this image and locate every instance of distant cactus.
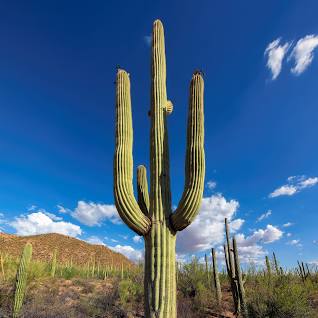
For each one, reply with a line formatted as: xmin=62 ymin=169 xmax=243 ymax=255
xmin=13 ymin=242 xmax=32 ymax=318
xmin=224 ymin=218 xmax=240 ymax=313
xmin=265 ymin=255 xmax=271 ymax=282
xmin=205 ymin=253 xmax=210 ymax=282
xmin=232 ymin=236 xmax=248 ymax=318
xmin=211 ymin=248 xmax=222 ymax=306
xmin=273 ymin=252 xmax=280 ymax=275
xmin=114 ymin=19 xmax=205 ymax=317
xmin=50 ymin=249 xmax=57 ymax=278
xmin=0 ymin=253 xmax=5 ymax=280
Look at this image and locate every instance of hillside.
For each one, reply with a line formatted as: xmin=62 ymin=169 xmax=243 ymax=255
xmin=0 ymin=232 xmax=133 ymax=267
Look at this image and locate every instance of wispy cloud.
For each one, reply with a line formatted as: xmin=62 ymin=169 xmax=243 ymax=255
xmin=269 ymin=175 xmax=318 ymax=198
xmin=265 ymin=38 xmax=291 ymax=80
xmin=86 ymin=236 xmax=105 ymax=245
xmin=133 ymin=235 xmax=142 ymax=243
xmin=283 ymin=222 xmax=294 ymax=228
xmin=206 ymin=180 xmax=217 ymax=190
xmin=287 ymin=239 xmax=302 ymax=248
xmin=290 ymin=35 xmax=318 ymax=75
xmin=257 ymin=209 xmax=272 ymax=222
xmin=144 ymin=35 xmax=151 ymax=46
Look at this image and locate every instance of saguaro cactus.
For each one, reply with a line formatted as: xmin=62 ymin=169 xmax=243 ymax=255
xmin=114 ymin=19 xmax=205 ymax=317
xmin=50 ymin=248 xmax=57 ymax=278
xmin=13 ymin=242 xmax=32 ymax=318
xmin=211 ymin=248 xmax=222 ymax=306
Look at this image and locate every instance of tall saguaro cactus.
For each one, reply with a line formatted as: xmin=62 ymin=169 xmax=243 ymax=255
xmin=114 ymin=19 xmax=205 ymax=317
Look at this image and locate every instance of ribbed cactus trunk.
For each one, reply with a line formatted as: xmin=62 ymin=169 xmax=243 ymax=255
xmin=114 ymin=20 xmax=205 ymax=318
xmin=13 ymin=242 xmax=32 ymax=318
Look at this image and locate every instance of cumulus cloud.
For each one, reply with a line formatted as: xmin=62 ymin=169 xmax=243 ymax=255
xmin=257 ymin=210 xmax=272 ymax=222
xmin=177 ymin=194 xmax=244 ymax=254
xmin=234 ymin=224 xmax=283 ymax=263
xmin=290 ymin=35 xmax=318 ymax=75
xmin=10 ymin=212 xmax=82 ymax=237
xmin=265 ymin=38 xmax=290 ymax=79
xmin=133 ymin=235 xmax=143 ymax=243
xmin=269 ymin=175 xmax=318 ymax=198
xmin=109 ymin=245 xmax=143 ymax=263
xmin=206 ymin=180 xmax=217 ymax=190
xmin=71 ymin=201 xmax=120 ymax=226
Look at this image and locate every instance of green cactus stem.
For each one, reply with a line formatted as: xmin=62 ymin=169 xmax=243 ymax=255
xmin=205 ymin=254 xmax=210 ymax=282
xmin=114 ymin=19 xmax=205 ymax=318
xmin=211 ymin=248 xmax=222 ymax=306
xmin=224 ymin=218 xmax=239 ymax=313
xmin=232 ymin=237 xmax=248 ymax=318
xmin=273 ymin=252 xmax=280 ymax=275
xmin=13 ymin=243 xmax=32 ymax=318
xmin=265 ymin=255 xmax=271 ymax=283
xmin=50 ymin=249 xmax=57 ymax=278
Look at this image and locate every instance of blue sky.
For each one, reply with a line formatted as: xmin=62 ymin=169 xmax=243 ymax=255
xmin=0 ymin=0 xmax=317 ymax=267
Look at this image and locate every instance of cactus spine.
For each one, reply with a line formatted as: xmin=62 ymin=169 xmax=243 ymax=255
xmin=211 ymin=248 xmax=222 ymax=306
xmin=13 ymin=242 xmax=32 ymax=318
xmin=114 ymin=19 xmax=205 ymax=317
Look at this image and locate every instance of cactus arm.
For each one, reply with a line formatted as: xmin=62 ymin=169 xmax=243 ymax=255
xmin=114 ymin=69 xmax=152 ymax=236
xmin=137 ymin=165 xmax=150 ymax=215
xmin=170 ymin=72 xmax=205 ymax=231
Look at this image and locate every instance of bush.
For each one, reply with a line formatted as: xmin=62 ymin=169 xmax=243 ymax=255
xmin=118 ymin=279 xmax=142 ymax=306
xmin=247 ymin=277 xmax=315 ymax=318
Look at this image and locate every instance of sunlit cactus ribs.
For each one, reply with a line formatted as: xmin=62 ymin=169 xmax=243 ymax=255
xmin=13 ymin=242 xmax=32 ymax=318
xmin=114 ymin=19 xmax=205 ymax=317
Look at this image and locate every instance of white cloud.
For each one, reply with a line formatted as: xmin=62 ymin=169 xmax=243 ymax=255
xmin=257 ymin=210 xmax=272 ymax=222
xmin=299 ymin=177 xmax=318 ymax=189
xmin=234 ymin=224 xmax=283 ymax=263
xmin=290 ymin=35 xmax=318 ymax=75
xmin=206 ymin=180 xmax=217 ymax=190
xmin=286 ymin=233 xmax=292 ymax=237
xmin=109 ymin=245 xmax=143 ymax=263
xmin=177 ymin=194 xmax=244 ymax=254
xmin=57 ymin=205 xmax=71 ymax=214
xmin=10 ymin=212 xmax=82 ymax=237
xmin=283 ymin=222 xmax=293 ymax=228
xmin=133 ymin=235 xmax=143 ymax=243
xmin=27 ymin=205 xmax=37 ymax=211
xmin=269 ymin=175 xmax=318 ymax=198
xmin=269 ymin=185 xmax=297 ymax=198
xmin=287 ymin=239 xmax=300 ymax=246
xmin=265 ymin=38 xmax=290 ymax=80
xmin=86 ymin=236 xmax=105 ymax=245
xmin=71 ymin=201 xmax=120 ymax=226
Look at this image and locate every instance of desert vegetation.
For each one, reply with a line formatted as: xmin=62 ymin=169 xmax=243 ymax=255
xmin=0 ymin=235 xmax=318 ymax=318
xmin=1 ymin=220 xmax=318 ymax=318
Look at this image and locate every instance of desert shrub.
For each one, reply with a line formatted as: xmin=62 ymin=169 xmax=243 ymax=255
xmin=247 ymin=277 xmax=314 ymax=318
xmin=118 ymin=278 xmax=142 ymax=306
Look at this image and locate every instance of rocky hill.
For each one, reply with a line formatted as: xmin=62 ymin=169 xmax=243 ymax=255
xmin=0 ymin=232 xmax=133 ymax=267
